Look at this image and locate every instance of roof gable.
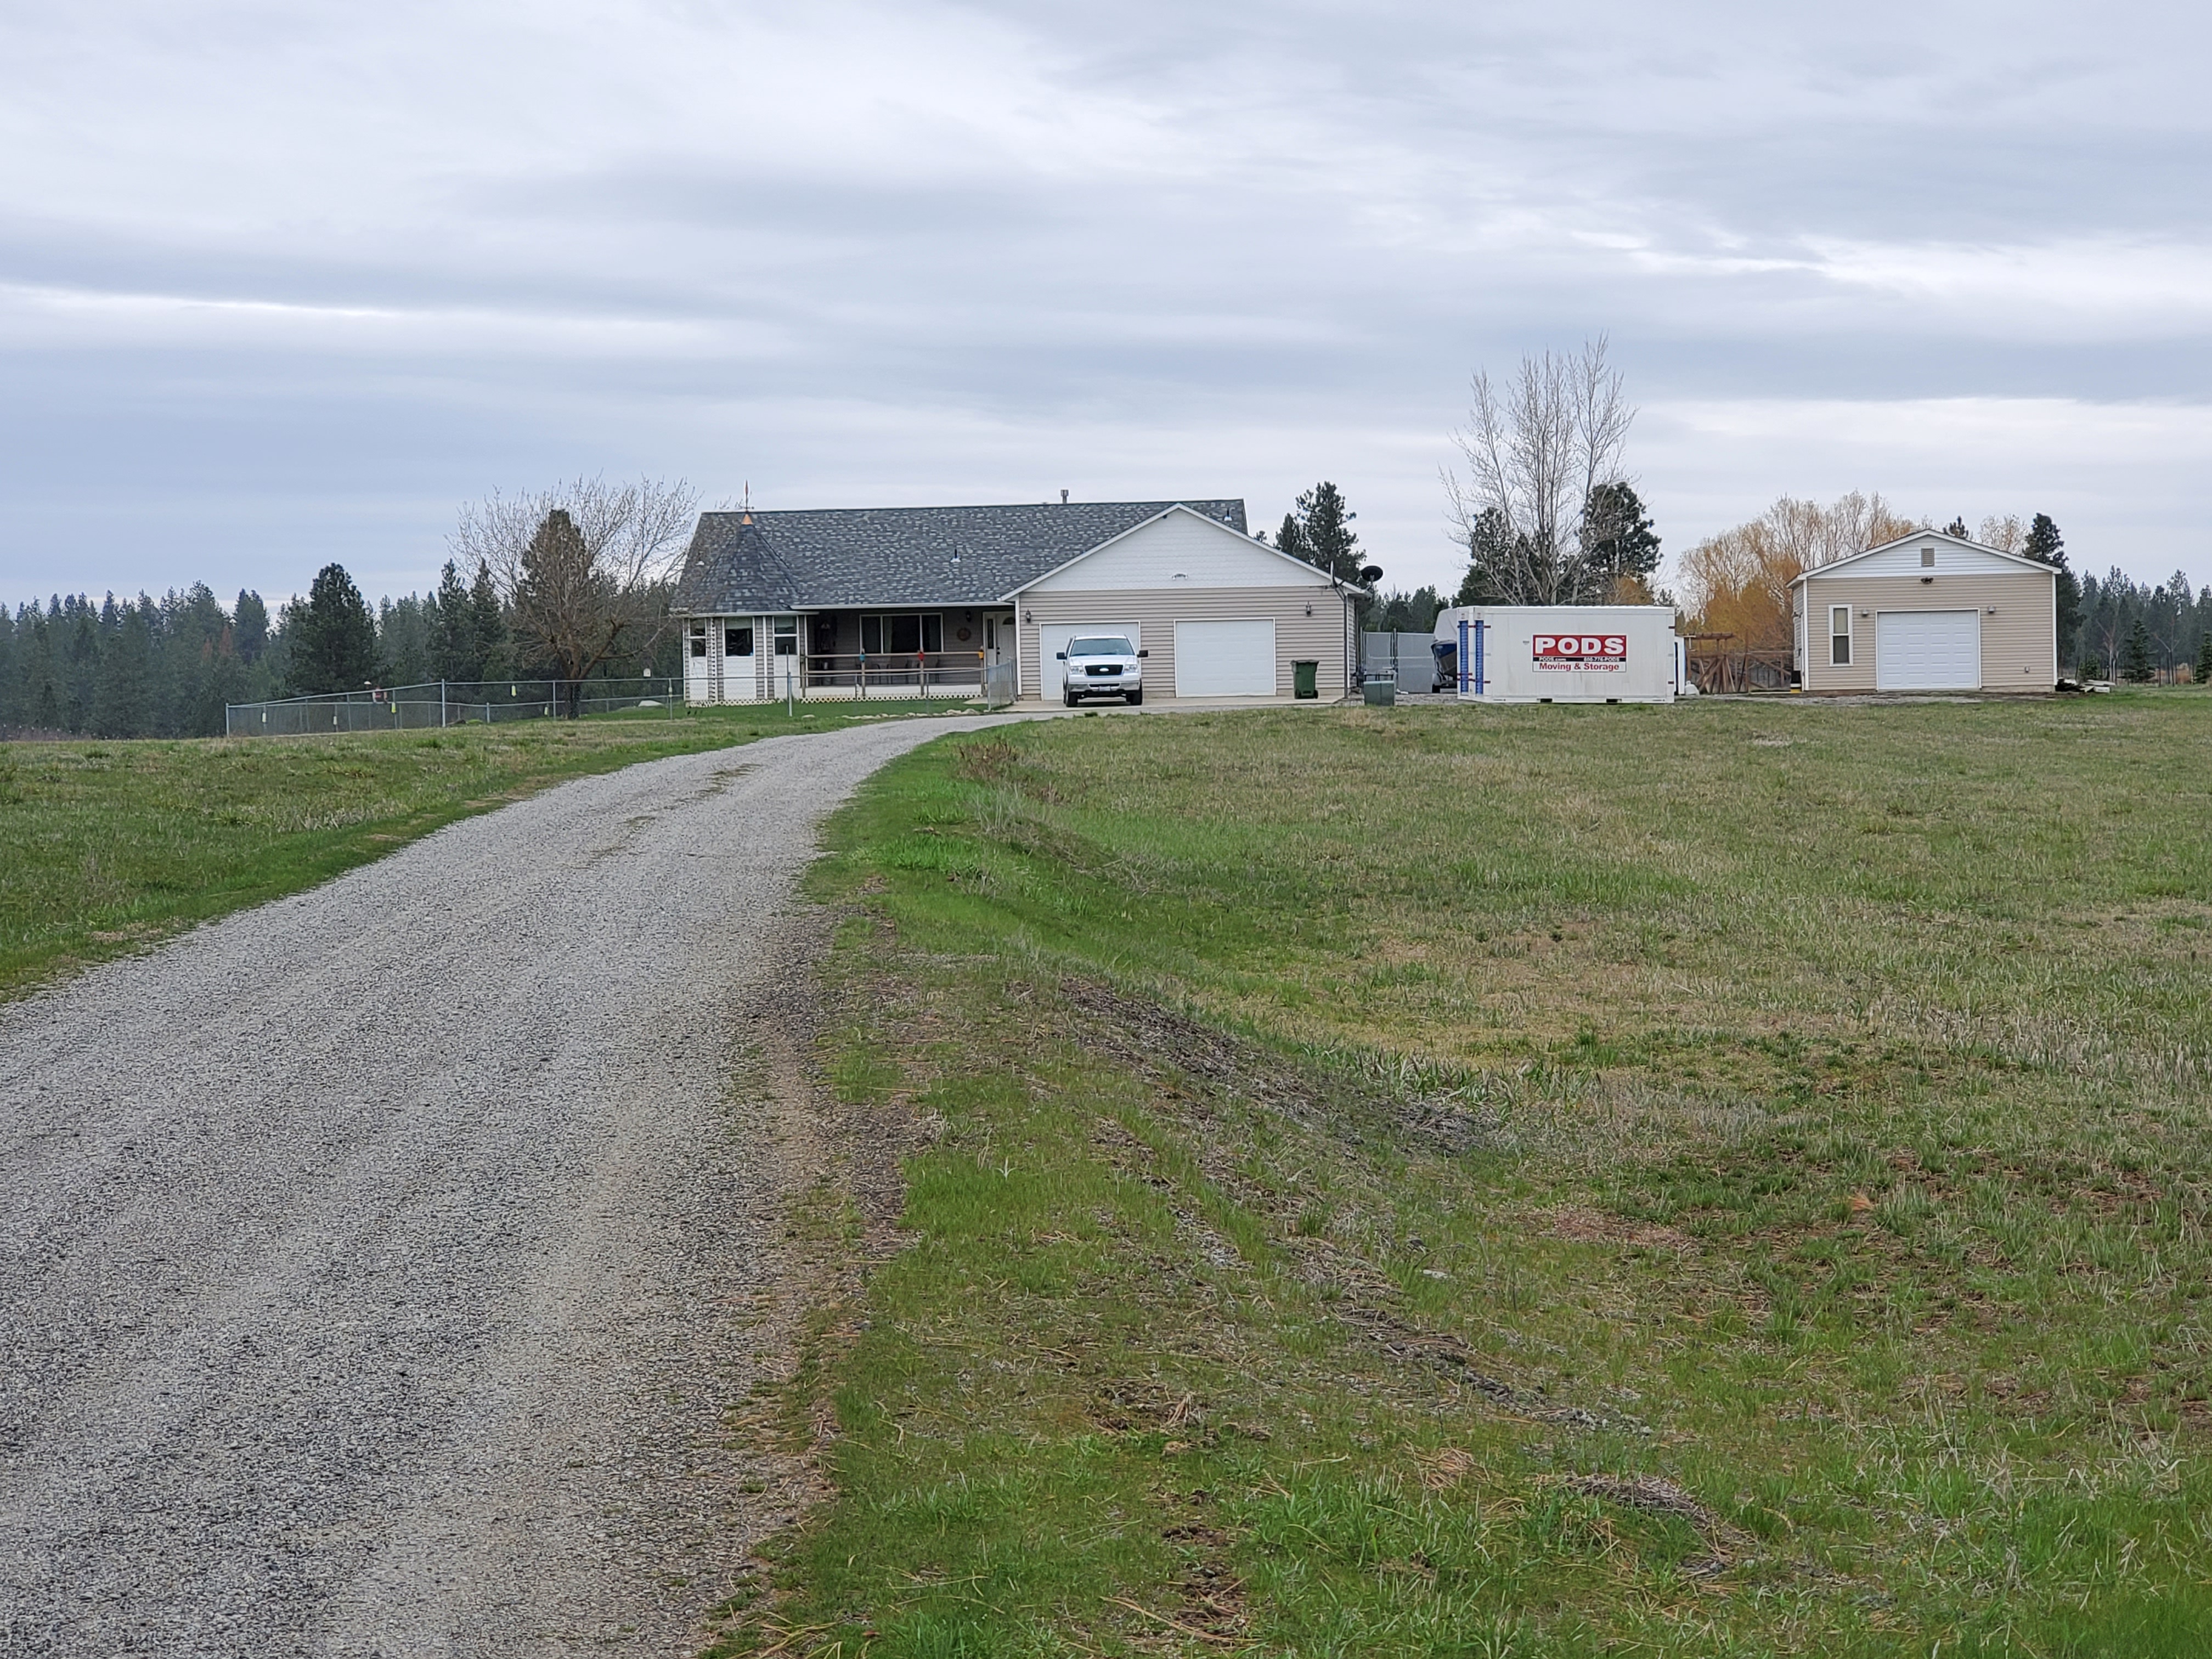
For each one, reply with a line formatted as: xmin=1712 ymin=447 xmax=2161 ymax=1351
xmin=1792 ymin=529 xmax=2059 ymax=584
xmin=673 ymin=498 xmax=1249 ymax=613
xmin=1003 ymin=504 xmax=1331 ymax=596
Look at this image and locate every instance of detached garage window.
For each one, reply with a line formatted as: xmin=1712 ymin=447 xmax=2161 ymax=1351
xmin=690 ymin=620 xmax=708 ymax=658
xmin=1830 ymin=606 xmax=1852 ymax=666
xmin=774 ymin=617 xmax=798 ymax=656
xmin=725 ymin=623 xmax=753 ymax=656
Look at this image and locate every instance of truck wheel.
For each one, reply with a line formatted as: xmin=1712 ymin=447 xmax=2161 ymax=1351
xmin=1063 ymin=688 xmax=1078 ymax=708
xmin=1127 ymin=687 xmax=1143 ymax=706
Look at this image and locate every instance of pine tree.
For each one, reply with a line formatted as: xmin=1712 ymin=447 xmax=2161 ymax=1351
xmin=0 ymin=606 xmax=15 ymax=731
xmin=2020 ymin=513 xmax=2080 ymax=668
xmin=63 ymin=600 xmax=100 ymax=730
xmin=1579 ymin=482 xmax=1661 ymax=596
xmin=430 ymin=560 xmax=478 ymax=681
xmin=376 ymin=595 xmax=432 ymax=685
xmin=2121 ymin=617 xmax=2156 ymax=684
xmin=1286 ymin=482 xmax=1364 ymax=584
xmin=20 ymin=605 xmax=60 ymax=729
xmin=1454 ymin=507 xmax=1525 ymax=605
xmin=468 ymin=561 xmax=508 ymax=681
xmin=2195 ymin=630 xmax=2211 ymax=686
xmin=93 ymin=599 xmax=155 ymax=737
xmin=1944 ymin=517 xmax=1970 ymax=538
xmin=233 ymin=591 xmax=269 ymax=664
xmin=288 ymin=563 xmax=379 ymax=694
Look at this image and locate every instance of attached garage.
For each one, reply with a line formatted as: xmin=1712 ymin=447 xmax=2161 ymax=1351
xmin=1173 ymin=620 xmax=1276 ymax=697
xmin=1039 ymin=621 xmax=1142 ymax=694
xmin=1007 ymin=505 xmax=1351 ymax=703
xmin=1792 ymin=530 xmax=2057 ymax=694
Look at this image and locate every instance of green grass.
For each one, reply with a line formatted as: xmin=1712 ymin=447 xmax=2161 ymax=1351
xmin=743 ymin=689 xmax=2212 ymax=1658
xmin=0 ymin=701 xmax=972 ymax=1001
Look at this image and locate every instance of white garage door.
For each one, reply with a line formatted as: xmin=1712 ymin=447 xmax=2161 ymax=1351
xmin=1175 ymin=619 xmax=1276 ymax=697
xmin=1876 ymin=610 xmax=1981 ymax=691
xmin=1040 ymin=622 xmax=1141 ymax=692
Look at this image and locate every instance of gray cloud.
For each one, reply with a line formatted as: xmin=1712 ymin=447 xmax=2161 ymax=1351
xmin=2 ymin=0 xmax=2207 ymax=607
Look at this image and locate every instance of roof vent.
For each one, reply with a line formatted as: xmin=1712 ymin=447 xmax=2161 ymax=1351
xmin=1060 ymin=489 xmax=1070 ymax=505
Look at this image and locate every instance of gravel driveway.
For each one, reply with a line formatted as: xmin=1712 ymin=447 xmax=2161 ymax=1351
xmin=0 ymin=715 xmax=994 ymax=1657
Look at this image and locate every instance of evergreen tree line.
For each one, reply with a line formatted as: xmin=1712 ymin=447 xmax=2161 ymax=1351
xmin=2074 ymin=566 xmax=2212 ymax=684
xmin=0 ymin=560 xmax=681 ymax=738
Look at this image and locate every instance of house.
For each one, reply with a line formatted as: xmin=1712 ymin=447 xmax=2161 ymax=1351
xmin=1791 ymin=530 xmax=2058 ymax=693
xmin=669 ymin=498 xmax=1355 ymax=704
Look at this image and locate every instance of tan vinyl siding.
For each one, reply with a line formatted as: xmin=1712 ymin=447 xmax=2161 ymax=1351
xmin=1799 ymin=568 xmax=2055 ymax=692
xmin=1018 ymin=585 xmax=1348 ymax=700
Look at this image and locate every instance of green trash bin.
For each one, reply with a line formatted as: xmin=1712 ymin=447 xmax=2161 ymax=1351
xmin=1293 ymin=659 xmax=1319 ymax=699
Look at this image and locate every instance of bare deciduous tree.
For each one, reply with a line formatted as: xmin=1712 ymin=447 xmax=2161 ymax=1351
xmin=1444 ymin=337 xmax=1635 ymax=604
xmin=450 ymin=476 xmax=697 ymax=715
xmin=1977 ymin=514 xmax=2025 ymax=554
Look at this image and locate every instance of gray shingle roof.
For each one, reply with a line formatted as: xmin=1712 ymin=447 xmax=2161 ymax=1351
xmin=672 ymin=499 xmax=1250 ymax=613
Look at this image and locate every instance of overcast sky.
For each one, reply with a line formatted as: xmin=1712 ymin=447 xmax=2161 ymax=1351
xmin=3 ymin=0 xmax=2208 ymax=610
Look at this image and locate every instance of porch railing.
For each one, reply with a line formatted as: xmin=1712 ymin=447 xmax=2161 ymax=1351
xmin=803 ymin=652 xmax=990 ymax=696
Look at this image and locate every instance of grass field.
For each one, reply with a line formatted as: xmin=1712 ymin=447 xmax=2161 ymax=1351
xmin=0 ymin=702 xmax=962 ymax=1002
xmin=746 ymin=691 xmax=2212 ymax=1658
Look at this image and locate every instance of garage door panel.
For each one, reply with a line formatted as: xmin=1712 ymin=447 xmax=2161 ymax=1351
xmin=1876 ymin=610 xmax=1980 ymax=691
xmin=1040 ymin=623 xmax=1140 ymax=692
xmin=1175 ymin=619 xmax=1276 ymax=697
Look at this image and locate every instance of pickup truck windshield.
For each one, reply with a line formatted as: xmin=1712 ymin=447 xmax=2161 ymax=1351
xmin=1067 ymin=636 xmax=1135 ymax=657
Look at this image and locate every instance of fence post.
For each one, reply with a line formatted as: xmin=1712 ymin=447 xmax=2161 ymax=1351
xmin=440 ymin=680 xmax=448 ymax=728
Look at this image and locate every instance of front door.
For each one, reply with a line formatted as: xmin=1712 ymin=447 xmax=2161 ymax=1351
xmin=722 ymin=618 xmax=758 ymax=702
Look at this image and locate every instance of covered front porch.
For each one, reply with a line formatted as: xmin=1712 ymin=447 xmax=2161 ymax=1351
xmin=682 ymin=607 xmax=1018 ymax=704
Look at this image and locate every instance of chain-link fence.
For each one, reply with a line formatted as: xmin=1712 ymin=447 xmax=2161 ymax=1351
xmin=226 ymin=679 xmax=684 ymax=737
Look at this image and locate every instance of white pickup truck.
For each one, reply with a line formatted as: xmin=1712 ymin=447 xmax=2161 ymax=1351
xmin=1057 ymin=635 xmax=1147 ymax=707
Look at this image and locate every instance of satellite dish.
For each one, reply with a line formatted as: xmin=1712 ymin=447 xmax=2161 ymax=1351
xmin=1358 ymin=565 xmax=1384 ymax=584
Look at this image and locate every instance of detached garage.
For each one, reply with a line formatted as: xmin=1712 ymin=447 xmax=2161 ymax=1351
xmin=1008 ymin=505 xmax=1351 ymax=703
xmin=1791 ymin=530 xmax=2057 ymax=694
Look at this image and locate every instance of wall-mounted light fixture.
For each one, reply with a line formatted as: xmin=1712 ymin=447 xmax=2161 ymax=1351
xmin=1304 ymin=602 xmax=1313 ymax=616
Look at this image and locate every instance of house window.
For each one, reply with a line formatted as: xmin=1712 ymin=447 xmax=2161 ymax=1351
xmin=1921 ymin=546 xmax=1937 ymax=568
xmin=859 ymin=613 xmax=944 ymax=654
xmin=1829 ymin=605 xmax=1851 ymax=666
xmin=689 ymin=620 xmax=707 ymax=658
xmin=725 ymin=623 xmax=753 ymax=656
xmin=773 ymin=617 xmax=798 ymax=656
